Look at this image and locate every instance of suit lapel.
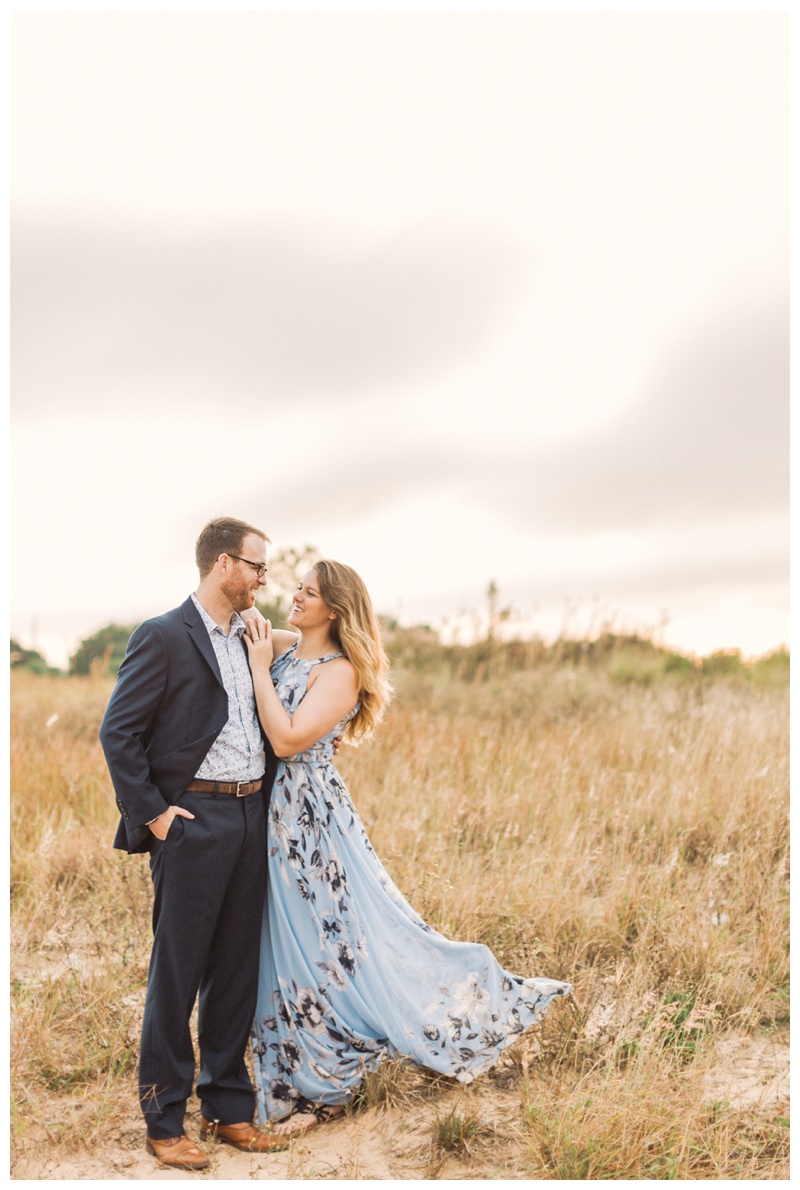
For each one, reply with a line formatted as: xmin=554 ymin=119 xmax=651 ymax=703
xmin=182 ymin=596 xmax=224 ymax=687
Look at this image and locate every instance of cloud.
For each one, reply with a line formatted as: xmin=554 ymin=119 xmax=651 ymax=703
xmin=505 ymin=534 xmax=787 ymax=608
xmin=248 ymin=294 xmax=788 ymax=539
xmin=12 ymin=218 xmax=526 ymax=415
xmin=486 ymin=295 xmax=789 ymax=532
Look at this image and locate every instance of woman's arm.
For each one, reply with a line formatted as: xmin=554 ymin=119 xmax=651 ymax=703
xmin=244 ymin=621 xmax=358 ymax=757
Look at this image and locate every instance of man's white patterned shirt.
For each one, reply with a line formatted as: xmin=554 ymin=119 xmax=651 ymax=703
xmin=191 ymin=594 xmax=266 ymax=782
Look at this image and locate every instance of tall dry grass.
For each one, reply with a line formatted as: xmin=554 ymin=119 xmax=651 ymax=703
xmin=9 ymin=662 xmax=789 ymax=1177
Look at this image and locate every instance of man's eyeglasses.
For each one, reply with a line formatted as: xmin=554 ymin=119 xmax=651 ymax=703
xmin=227 ymin=554 xmax=268 ymax=579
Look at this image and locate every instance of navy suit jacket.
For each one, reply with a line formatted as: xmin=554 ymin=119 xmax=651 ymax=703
xmin=99 ymin=596 xmax=278 ymax=854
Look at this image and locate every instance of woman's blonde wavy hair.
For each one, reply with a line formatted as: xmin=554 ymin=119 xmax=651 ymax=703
xmin=313 ymin=560 xmax=393 ymax=742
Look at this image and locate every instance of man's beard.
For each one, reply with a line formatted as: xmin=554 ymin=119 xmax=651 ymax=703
xmin=221 ymin=578 xmax=255 ymax=613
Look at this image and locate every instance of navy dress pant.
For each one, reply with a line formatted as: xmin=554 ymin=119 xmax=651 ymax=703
xmin=139 ymin=786 xmax=267 ymax=1139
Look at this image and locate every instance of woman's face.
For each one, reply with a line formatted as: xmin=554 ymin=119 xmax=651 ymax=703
xmin=288 ymin=568 xmax=335 ymax=631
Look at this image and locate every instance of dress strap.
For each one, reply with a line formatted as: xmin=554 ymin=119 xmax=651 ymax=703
xmin=270 ymin=640 xmax=298 ymax=669
xmin=308 ymin=652 xmax=345 ymax=665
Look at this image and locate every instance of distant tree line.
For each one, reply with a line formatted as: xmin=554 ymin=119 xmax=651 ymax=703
xmin=68 ymin=624 xmax=138 ymax=676
xmin=10 ymin=639 xmax=59 ymax=676
xmin=9 ymin=545 xmax=790 ymax=690
xmin=382 ymin=622 xmax=789 ymax=688
xmin=10 ymin=546 xmax=324 ymax=678
xmin=9 ymin=622 xmax=789 ymax=691
xmin=11 ymin=626 xmax=136 ymax=677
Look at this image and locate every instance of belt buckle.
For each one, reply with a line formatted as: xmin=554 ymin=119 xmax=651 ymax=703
xmin=235 ymin=781 xmax=247 ymax=797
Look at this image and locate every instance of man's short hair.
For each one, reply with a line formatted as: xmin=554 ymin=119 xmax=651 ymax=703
xmin=195 ymin=517 xmax=270 ymax=578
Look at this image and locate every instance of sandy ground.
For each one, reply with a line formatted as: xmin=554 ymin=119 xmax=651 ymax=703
xmin=701 ymin=1030 xmax=789 ymax=1114
xmin=12 ymin=1075 xmax=537 ymax=1182
xmin=11 ymin=1030 xmax=789 ymax=1181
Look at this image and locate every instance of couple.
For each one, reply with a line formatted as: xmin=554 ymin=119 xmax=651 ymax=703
xmin=100 ymin=517 xmax=571 ymax=1171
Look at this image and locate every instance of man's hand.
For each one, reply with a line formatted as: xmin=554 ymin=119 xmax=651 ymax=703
xmin=332 ymin=735 xmax=343 ymax=756
xmin=149 ymin=805 xmax=196 ymax=840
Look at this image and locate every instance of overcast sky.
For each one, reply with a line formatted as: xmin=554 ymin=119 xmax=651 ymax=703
xmin=11 ymin=8 xmax=788 ymax=667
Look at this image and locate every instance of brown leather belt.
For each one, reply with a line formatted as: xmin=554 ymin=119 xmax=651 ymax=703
xmin=184 ymin=778 xmax=262 ymax=797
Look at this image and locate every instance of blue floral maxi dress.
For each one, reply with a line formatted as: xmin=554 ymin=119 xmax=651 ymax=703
xmin=251 ymin=644 xmax=572 ymax=1122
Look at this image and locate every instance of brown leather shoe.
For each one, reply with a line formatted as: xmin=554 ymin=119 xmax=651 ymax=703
xmin=145 ymin=1134 xmax=210 ymax=1170
xmin=198 ymin=1116 xmax=289 ymax=1153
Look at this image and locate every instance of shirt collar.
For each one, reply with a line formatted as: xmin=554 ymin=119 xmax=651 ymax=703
xmin=191 ymin=593 xmax=246 ymax=638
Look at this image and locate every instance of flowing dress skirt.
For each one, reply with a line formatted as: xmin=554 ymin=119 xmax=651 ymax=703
xmin=251 ymin=742 xmax=571 ymax=1123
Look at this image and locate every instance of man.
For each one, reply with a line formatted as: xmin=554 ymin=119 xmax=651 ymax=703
xmin=100 ymin=516 xmax=287 ymax=1170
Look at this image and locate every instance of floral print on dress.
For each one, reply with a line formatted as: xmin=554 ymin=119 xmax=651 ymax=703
xmin=251 ymin=643 xmax=571 ymax=1121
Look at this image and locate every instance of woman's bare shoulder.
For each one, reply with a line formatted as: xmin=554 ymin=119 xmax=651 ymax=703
xmin=308 ymin=653 xmax=357 ymax=693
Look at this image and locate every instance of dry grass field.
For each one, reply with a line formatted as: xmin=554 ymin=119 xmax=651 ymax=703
xmin=9 ymin=657 xmax=789 ymax=1179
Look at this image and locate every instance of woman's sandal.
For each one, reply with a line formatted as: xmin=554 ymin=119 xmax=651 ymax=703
xmin=307 ymin=1103 xmax=346 ymax=1125
xmin=270 ymin=1097 xmax=346 ymax=1137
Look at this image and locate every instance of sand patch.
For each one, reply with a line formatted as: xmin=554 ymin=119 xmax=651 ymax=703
xmin=11 ymin=1029 xmax=789 ymax=1180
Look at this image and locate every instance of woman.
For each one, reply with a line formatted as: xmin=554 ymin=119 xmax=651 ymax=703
xmin=243 ymin=561 xmax=571 ymax=1137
